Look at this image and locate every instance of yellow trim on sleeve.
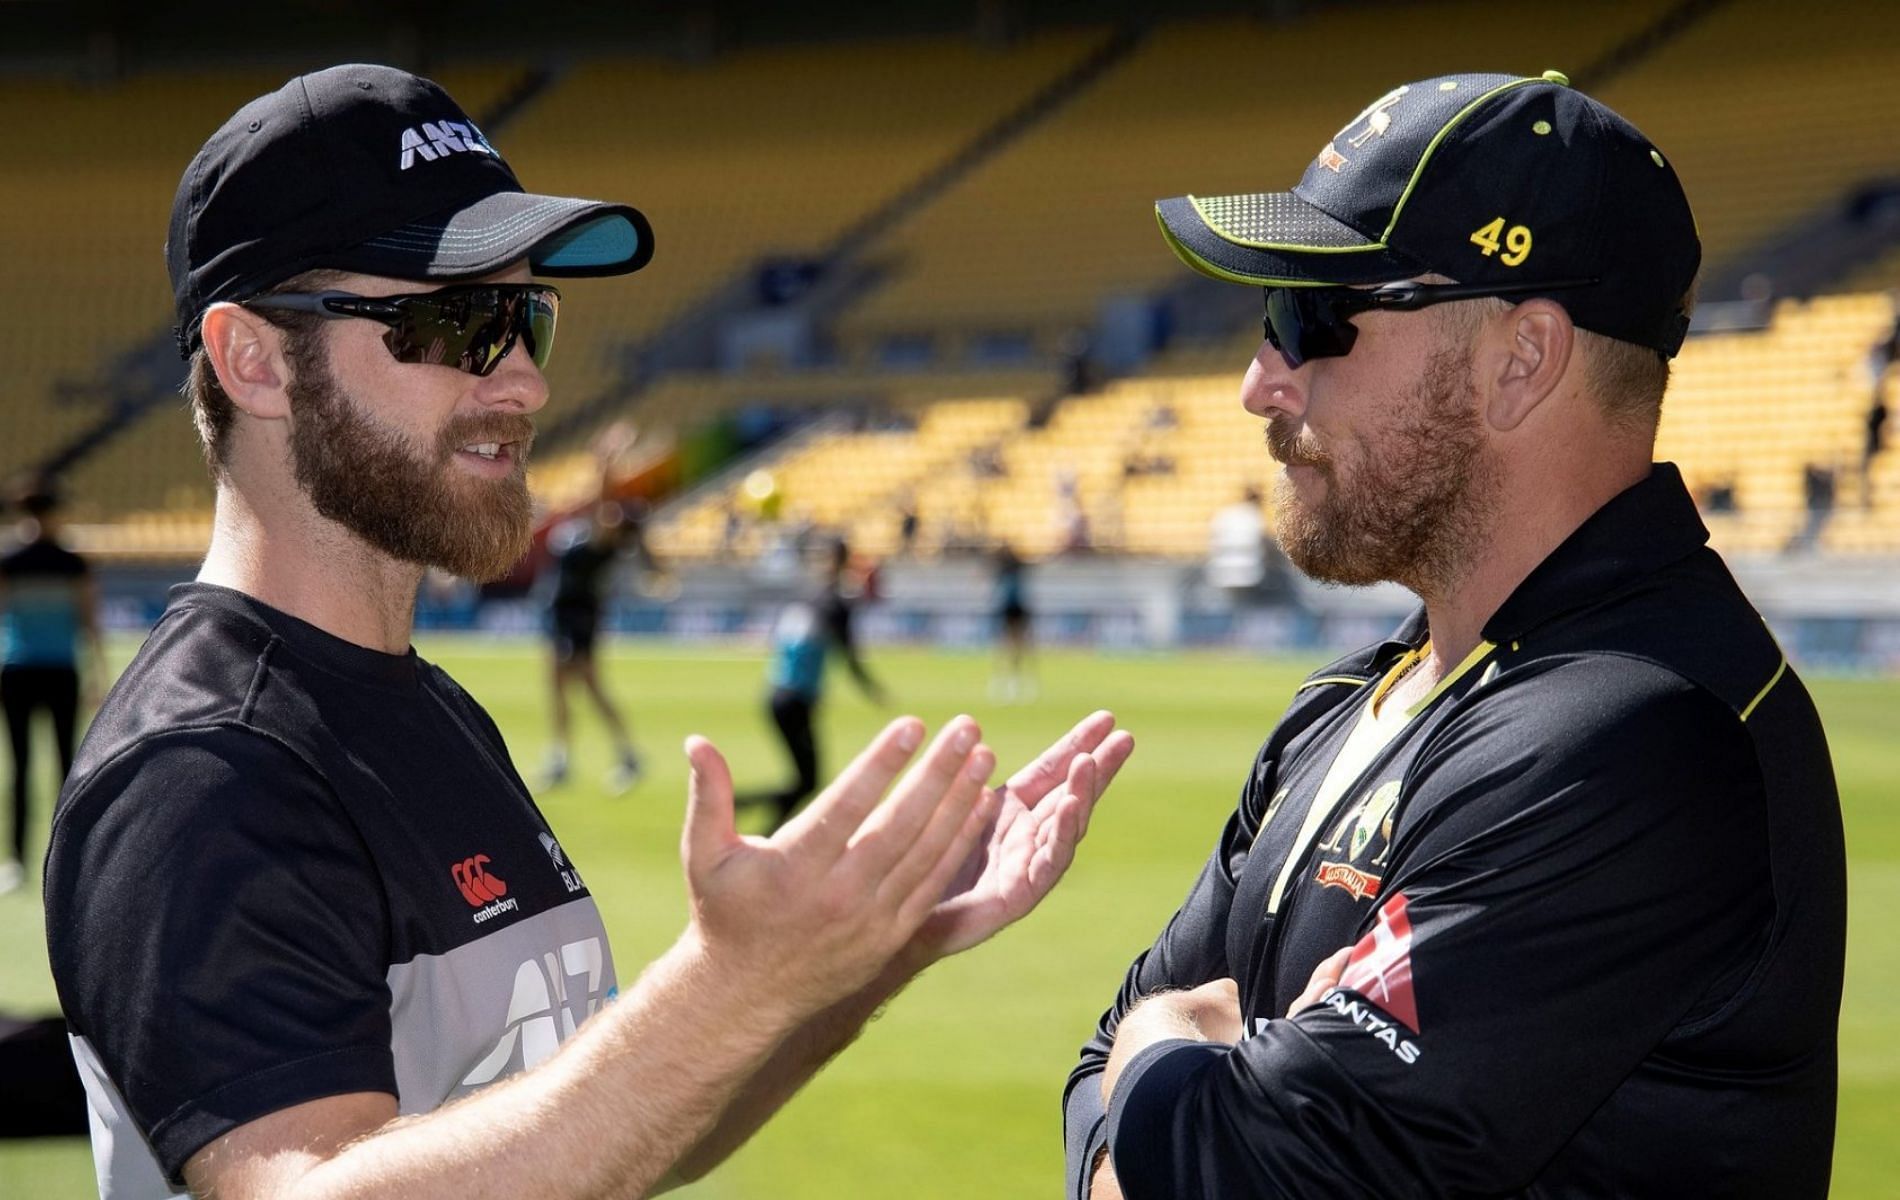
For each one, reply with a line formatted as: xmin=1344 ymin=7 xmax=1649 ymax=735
xmin=1741 ymin=656 xmax=1788 ymax=722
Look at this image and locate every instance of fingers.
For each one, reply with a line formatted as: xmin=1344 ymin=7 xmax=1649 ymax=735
xmin=1005 ymin=710 xmax=1116 ymax=803
xmin=847 ymin=716 xmax=984 ymax=876
xmin=1026 ymin=755 xmax=1091 ymax=894
xmin=904 ymin=779 xmax=1005 ymax=928
xmin=1036 ymin=726 xmax=1131 ymax=856
xmin=1286 ymin=947 xmax=1353 ymax=1019
xmin=1073 ymin=729 xmax=1135 ymax=840
xmin=779 ymin=716 xmax=926 ymax=857
xmin=681 ymin=736 xmax=737 ymax=880
xmin=881 ymin=741 xmax=995 ymax=914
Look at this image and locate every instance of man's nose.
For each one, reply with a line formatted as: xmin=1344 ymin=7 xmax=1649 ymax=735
xmin=1241 ymin=341 xmax=1306 ymax=421
xmin=476 ymin=336 xmax=551 ymax=415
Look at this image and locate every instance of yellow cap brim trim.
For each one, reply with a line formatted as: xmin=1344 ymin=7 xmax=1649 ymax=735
xmin=1186 ymin=195 xmax=1388 ymax=255
xmin=1154 ymin=206 xmax=1346 ymax=288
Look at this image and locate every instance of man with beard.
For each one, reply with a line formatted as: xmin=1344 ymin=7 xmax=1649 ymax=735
xmin=42 ymin=65 xmax=1134 ymax=1200
xmin=1067 ymin=72 xmax=1843 ymax=1199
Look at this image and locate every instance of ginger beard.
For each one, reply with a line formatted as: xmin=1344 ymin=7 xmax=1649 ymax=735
xmin=1267 ymin=341 xmax=1500 ymax=596
xmin=284 ymin=341 xmax=535 ymax=582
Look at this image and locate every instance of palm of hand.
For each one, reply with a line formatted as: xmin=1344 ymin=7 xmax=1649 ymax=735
xmin=920 ymin=787 xmax=1050 ymax=957
xmin=917 ymin=713 xmax=1133 ymax=960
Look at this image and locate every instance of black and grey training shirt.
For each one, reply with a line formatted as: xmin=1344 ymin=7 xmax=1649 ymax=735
xmin=45 ymin=584 xmax=617 ymax=1198
xmin=1064 ymin=464 xmax=1845 ymax=1199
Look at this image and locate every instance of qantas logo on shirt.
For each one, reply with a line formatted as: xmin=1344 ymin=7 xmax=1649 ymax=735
xmin=452 ymin=854 xmax=519 ymax=924
xmin=1321 ymin=891 xmax=1422 ymax=1063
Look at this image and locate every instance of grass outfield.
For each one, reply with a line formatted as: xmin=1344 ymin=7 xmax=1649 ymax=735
xmin=1 ymin=637 xmax=1894 ymax=1197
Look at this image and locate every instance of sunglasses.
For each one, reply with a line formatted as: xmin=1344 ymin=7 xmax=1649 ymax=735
xmin=248 ymin=283 xmax=560 ymax=377
xmin=1262 ymin=278 xmax=1599 ymax=368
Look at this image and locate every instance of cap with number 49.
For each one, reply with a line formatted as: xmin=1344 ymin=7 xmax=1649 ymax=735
xmin=1155 ymin=70 xmax=1700 ymax=357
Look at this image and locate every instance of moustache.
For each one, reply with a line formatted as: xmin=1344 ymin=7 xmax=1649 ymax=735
xmin=438 ymin=414 xmax=537 ymax=463
xmin=1265 ymin=420 xmax=1327 ymax=469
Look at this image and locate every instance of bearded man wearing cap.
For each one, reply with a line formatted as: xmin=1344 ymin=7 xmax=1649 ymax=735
xmin=1067 ymin=71 xmax=1843 ymax=1199
xmin=40 ymin=64 xmax=1133 ymax=1200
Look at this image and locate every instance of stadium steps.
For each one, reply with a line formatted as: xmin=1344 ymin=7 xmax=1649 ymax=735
xmin=826 ymin=3 xmax=1671 ymax=358
xmin=1567 ymin=0 xmax=1740 ymax=90
xmin=1700 ymin=182 xmax=1900 ymax=303
xmin=1594 ymin=0 xmax=1900 ymax=277
xmin=640 ymin=290 xmax=1900 ymax=564
xmin=532 ymin=25 xmax=1149 ymax=457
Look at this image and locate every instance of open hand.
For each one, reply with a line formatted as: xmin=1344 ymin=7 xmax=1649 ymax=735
xmin=681 ymin=716 xmax=1000 ymax=1018
xmin=909 ymin=710 xmax=1135 ymax=964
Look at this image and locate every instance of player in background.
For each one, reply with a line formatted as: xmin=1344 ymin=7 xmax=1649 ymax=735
xmin=988 ymin=541 xmax=1036 ymax=703
xmin=740 ymin=536 xmax=887 ymax=831
xmin=0 ymin=477 xmax=102 ymax=895
xmin=1205 ymin=483 xmax=1268 ymax=604
xmin=539 ymin=421 xmax=651 ymax=792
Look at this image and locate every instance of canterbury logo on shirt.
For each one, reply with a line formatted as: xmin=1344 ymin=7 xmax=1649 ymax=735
xmin=452 ymin=854 xmax=518 ymax=924
xmin=398 ymin=119 xmax=497 ymax=170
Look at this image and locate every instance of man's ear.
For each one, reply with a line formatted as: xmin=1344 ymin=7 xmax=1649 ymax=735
xmin=200 ymin=303 xmax=295 ymax=421
xmin=1482 ymin=298 xmax=1574 ymax=432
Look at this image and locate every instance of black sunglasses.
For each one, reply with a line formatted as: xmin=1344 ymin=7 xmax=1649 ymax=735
xmin=1262 ymin=278 xmax=1599 ymax=368
xmin=248 ymin=283 xmax=560 ymax=378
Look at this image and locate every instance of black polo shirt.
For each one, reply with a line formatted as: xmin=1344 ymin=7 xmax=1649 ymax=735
xmin=1064 ymin=464 xmax=1845 ymax=1199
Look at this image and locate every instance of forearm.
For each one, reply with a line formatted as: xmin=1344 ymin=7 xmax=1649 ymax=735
xmin=672 ymin=948 xmax=919 ymax=1181
xmin=1101 ymin=997 xmax=1208 ymax=1103
xmin=292 ymin=932 xmax=803 ymax=1200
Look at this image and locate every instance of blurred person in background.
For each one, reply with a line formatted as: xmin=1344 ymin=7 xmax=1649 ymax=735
xmin=1205 ymin=483 xmax=1268 ymax=605
xmin=0 ymin=476 xmax=101 ymax=895
xmin=1055 ymin=467 xmax=1091 ymax=553
xmin=739 ymin=536 xmax=888 ymax=831
xmin=1072 ymin=71 xmax=1842 ymax=1200
xmin=988 ymin=541 xmax=1036 ymax=703
xmin=44 ymin=64 xmax=1132 ymax=1200
xmin=539 ymin=421 xmax=652 ymax=792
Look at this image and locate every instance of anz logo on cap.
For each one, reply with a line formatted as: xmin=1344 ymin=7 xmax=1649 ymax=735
xmin=397 ymin=119 xmax=498 ymax=171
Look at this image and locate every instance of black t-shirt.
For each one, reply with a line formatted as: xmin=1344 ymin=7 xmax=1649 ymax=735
xmin=1065 ymin=465 xmax=1845 ymax=1199
xmin=45 ymin=584 xmax=617 ymax=1198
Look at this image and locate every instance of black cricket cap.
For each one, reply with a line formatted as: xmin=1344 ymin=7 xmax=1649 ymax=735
xmin=1156 ymin=71 xmax=1700 ymax=357
xmin=168 ymin=63 xmax=655 ymax=358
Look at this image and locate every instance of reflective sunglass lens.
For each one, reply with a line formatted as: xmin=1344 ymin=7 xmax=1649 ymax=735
xmin=524 ymin=295 xmax=558 ymax=369
xmin=376 ymin=286 xmax=559 ymax=377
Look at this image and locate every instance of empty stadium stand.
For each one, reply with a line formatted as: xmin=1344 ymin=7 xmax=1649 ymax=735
xmin=651 ymin=293 xmax=1900 ymax=562
xmin=830 ymin=3 xmax=1667 ymax=353
xmin=498 ymin=30 xmax=1110 ymax=412
xmin=1595 ymin=0 xmax=1900 ymax=275
xmin=8 ymin=5 xmax=1900 ymax=567
xmin=1656 ymin=292 xmax=1898 ymax=557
